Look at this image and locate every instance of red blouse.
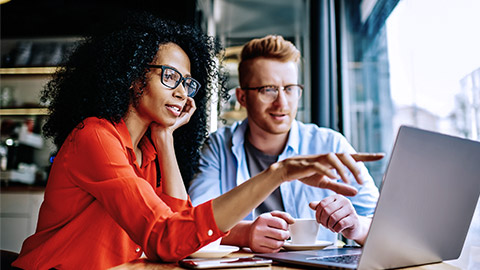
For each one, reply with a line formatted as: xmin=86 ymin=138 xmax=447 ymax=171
xmin=13 ymin=117 xmax=226 ymax=270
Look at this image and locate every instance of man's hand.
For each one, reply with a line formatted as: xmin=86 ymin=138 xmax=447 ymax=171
xmin=309 ymin=194 xmax=371 ymax=245
xmin=248 ymin=211 xmax=294 ymax=253
xmin=212 ymin=153 xmax=382 ymax=233
xmin=276 ymin=153 xmax=384 ymax=197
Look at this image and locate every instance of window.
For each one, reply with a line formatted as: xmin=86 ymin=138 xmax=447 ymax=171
xmin=338 ymin=1 xmax=480 ymax=267
xmin=339 ymin=0 xmax=480 ymax=185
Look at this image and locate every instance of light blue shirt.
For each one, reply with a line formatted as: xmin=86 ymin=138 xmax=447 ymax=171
xmin=188 ymin=119 xmax=379 ymax=243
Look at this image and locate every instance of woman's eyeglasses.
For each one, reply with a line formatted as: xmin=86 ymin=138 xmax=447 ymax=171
xmin=242 ymin=84 xmax=303 ymax=103
xmin=147 ymin=65 xmax=201 ymax=97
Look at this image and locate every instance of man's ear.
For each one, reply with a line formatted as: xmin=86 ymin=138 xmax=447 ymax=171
xmin=236 ymin=87 xmax=247 ymax=107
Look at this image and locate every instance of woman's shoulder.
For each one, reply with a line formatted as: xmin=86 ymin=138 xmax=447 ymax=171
xmin=71 ymin=117 xmax=120 ymax=141
xmin=79 ymin=117 xmax=117 ymax=131
xmin=82 ymin=117 xmax=114 ymax=126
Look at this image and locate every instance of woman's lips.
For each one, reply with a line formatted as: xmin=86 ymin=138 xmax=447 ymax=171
xmin=166 ymin=104 xmax=182 ymax=117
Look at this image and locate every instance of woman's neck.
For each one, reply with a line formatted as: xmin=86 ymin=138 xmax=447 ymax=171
xmin=123 ymin=111 xmax=149 ymax=152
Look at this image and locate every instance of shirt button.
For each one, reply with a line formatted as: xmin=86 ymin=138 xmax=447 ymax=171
xmin=207 ymin=229 xmax=213 ymax=236
xmin=135 ymin=247 xmax=141 ymax=253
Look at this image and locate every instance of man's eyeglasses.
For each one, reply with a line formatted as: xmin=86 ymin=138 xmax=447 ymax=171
xmin=147 ymin=64 xmax=201 ymax=97
xmin=242 ymin=84 xmax=303 ymax=103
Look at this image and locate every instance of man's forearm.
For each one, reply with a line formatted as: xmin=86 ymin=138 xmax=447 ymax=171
xmin=220 ymin=220 xmax=252 ymax=247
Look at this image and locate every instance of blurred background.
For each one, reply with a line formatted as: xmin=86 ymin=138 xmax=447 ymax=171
xmin=1 ymin=0 xmax=479 ymax=266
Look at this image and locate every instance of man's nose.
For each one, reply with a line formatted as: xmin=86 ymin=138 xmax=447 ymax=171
xmin=273 ymin=88 xmax=289 ymax=106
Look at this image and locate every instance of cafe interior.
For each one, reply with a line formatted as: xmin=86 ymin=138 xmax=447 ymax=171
xmin=1 ymin=0 xmax=479 ymax=269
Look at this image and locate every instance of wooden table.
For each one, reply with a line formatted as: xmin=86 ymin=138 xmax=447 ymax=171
xmin=110 ymin=250 xmax=461 ymax=270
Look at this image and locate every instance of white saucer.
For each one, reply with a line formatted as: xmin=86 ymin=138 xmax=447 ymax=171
xmin=283 ymin=240 xmax=333 ymax=251
xmin=189 ymin=245 xmax=240 ymax=258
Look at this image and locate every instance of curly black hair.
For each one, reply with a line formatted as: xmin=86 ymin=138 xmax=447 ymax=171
xmin=41 ymin=12 xmax=228 ymax=184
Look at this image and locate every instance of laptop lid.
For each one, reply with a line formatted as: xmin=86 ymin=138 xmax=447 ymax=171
xmin=257 ymin=126 xmax=480 ymax=269
xmin=358 ymin=126 xmax=480 ymax=269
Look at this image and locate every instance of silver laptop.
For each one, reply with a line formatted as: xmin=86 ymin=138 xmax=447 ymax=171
xmin=257 ymin=125 xmax=480 ymax=269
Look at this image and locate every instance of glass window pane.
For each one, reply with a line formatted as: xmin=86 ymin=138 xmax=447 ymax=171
xmin=340 ymin=0 xmax=480 ymax=186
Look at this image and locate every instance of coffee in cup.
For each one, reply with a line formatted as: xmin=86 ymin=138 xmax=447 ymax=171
xmin=288 ymin=218 xmax=320 ymax=245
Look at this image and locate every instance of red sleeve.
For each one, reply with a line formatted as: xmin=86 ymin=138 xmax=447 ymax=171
xmin=66 ymin=120 xmax=227 ymax=261
xmin=158 ymin=193 xmax=193 ymax=212
xmin=145 ymin=199 xmax=227 ymax=262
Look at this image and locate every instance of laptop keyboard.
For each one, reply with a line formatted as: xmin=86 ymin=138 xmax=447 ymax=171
xmin=308 ymin=254 xmax=360 ymax=265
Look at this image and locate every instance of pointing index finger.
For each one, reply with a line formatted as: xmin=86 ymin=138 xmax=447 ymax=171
xmin=351 ymin=153 xmax=385 ymax=162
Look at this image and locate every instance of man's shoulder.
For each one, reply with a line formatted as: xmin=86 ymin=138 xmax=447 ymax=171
xmin=296 ymin=121 xmax=344 ymax=138
xmin=208 ymin=121 xmax=244 ymax=140
xmin=293 ymin=121 xmax=353 ymax=153
xmin=208 ymin=125 xmax=234 ymax=140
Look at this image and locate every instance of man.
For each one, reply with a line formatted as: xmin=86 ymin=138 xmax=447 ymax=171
xmin=188 ymin=35 xmax=379 ymax=253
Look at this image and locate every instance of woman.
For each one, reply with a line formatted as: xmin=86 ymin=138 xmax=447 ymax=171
xmin=13 ymin=13 xmax=380 ymax=270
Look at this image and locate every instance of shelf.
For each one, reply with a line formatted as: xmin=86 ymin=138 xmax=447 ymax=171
xmin=220 ymin=109 xmax=246 ymax=121
xmin=225 ymin=46 xmax=243 ymax=58
xmin=0 ymin=108 xmax=48 ymax=116
xmin=0 ymin=67 xmax=57 ymax=75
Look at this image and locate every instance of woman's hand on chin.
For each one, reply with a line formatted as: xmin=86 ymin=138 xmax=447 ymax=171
xmin=159 ymin=97 xmax=196 ymax=133
xmin=151 ymin=97 xmax=196 ymax=139
xmin=173 ymin=97 xmax=196 ymax=130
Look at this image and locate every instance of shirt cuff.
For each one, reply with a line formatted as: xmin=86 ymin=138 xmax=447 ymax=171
xmin=193 ymin=200 xmax=229 ymax=245
xmin=159 ymin=193 xmax=192 ymax=212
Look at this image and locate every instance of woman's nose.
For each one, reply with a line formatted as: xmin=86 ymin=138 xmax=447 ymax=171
xmin=173 ymin=84 xmax=188 ymax=99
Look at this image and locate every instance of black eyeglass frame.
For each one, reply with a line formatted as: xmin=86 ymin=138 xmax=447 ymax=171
xmin=147 ymin=64 xmax=201 ymax=97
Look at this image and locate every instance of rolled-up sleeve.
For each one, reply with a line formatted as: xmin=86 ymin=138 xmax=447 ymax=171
xmin=146 ymin=199 xmax=226 ymax=261
xmin=68 ymin=121 xmax=227 ymax=262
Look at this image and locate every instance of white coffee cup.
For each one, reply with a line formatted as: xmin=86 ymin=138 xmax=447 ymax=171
xmin=198 ymin=237 xmax=222 ymax=251
xmin=288 ymin=218 xmax=320 ymax=245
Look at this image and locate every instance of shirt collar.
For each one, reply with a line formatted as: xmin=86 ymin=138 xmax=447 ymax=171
xmin=283 ymin=119 xmax=300 ymax=156
xmin=232 ymin=119 xmax=249 ymax=147
xmin=114 ymin=119 xmax=157 ymax=165
xmin=115 ymin=119 xmax=134 ymax=151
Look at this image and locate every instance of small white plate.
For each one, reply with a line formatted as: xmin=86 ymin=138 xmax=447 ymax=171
xmin=283 ymin=240 xmax=333 ymax=251
xmin=189 ymin=245 xmax=240 ymax=258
